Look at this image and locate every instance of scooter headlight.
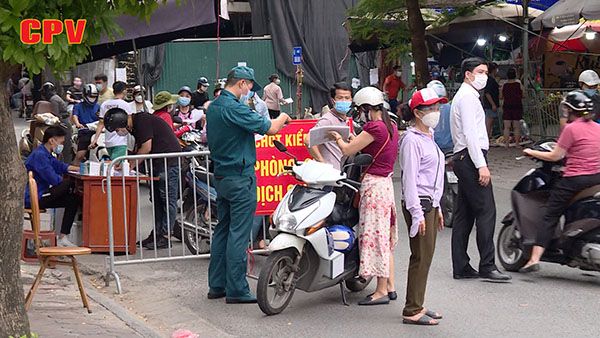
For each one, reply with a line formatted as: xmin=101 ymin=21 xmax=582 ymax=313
xmin=277 ymin=214 xmax=297 ymax=231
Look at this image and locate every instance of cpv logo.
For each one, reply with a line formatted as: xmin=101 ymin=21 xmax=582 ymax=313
xmin=20 ymin=19 xmax=86 ymax=45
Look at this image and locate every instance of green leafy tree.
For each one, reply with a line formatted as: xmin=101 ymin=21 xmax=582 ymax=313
xmin=0 ymin=1 xmax=172 ymax=336
xmin=349 ymin=0 xmax=479 ymax=88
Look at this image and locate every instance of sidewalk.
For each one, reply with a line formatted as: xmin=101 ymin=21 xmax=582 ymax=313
xmin=21 ymin=263 xmax=160 ymax=338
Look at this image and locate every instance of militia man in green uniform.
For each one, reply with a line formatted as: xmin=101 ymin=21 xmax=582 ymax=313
xmin=206 ymin=66 xmax=291 ymax=303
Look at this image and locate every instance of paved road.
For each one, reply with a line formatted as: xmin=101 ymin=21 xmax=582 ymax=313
xmin=15 ymin=114 xmax=600 ymax=337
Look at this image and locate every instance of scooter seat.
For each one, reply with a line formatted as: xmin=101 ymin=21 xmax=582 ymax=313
xmin=569 ymin=185 xmax=600 ymax=206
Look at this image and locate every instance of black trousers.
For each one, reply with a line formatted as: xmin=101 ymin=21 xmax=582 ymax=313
xmin=38 ymin=179 xmax=81 ymax=235
xmin=451 ymin=149 xmax=497 ymax=274
xmin=268 ymin=109 xmax=280 ymax=119
xmin=538 ymin=173 xmax=600 ymax=247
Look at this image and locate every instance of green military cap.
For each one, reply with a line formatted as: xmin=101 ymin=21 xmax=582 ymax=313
xmin=227 ymin=66 xmax=262 ymax=91
xmin=152 ymin=91 xmax=178 ymax=110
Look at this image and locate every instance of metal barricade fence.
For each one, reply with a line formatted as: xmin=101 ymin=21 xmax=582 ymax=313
xmin=104 ymin=150 xmax=269 ymax=294
xmin=526 ymin=88 xmax=571 ymax=140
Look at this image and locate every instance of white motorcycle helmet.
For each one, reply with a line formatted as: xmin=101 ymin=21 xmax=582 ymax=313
xmin=578 ymin=70 xmax=600 ymax=87
xmin=353 ymin=86 xmax=385 ymax=107
xmin=427 ymin=80 xmax=447 ymax=98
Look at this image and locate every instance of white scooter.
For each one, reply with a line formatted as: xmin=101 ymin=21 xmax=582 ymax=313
xmin=256 ymin=140 xmax=373 ymax=315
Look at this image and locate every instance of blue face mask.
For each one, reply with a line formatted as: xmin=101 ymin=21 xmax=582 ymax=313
xmin=584 ymin=89 xmax=597 ymax=97
xmin=334 ymin=101 xmax=352 ymax=114
xmin=54 ymin=144 xmax=64 ymax=155
xmin=240 ymin=91 xmax=255 ymax=103
xmin=178 ymin=96 xmax=191 ymax=107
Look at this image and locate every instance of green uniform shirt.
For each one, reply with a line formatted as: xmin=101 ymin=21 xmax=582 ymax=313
xmin=207 ymin=89 xmax=272 ymax=177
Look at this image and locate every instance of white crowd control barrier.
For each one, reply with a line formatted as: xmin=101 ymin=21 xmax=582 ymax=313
xmin=104 ymin=150 xmax=269 ymax=294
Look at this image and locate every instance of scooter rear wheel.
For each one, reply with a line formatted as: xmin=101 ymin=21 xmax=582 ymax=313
xmin=257 ymin=248 xmax=297 ymax=315
xmin=497 ymin=223 xmax=528 ymax=271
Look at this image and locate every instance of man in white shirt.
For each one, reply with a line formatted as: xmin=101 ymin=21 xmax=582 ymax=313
xmin=90 ymin=81 xmax=133 ymax=159
xmin=450 ymin=57 xmax=511 ymax=283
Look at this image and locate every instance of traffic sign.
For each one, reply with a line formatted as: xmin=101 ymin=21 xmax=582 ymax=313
xmin=293 ymin=46 xmax=302 ymax=65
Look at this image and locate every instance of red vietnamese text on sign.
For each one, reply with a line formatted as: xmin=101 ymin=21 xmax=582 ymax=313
xmin=254 ymin=120 xmax=316 ymax=215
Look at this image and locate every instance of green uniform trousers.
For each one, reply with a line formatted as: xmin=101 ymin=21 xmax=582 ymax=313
xmin=208 ymin=175 xmax=257 ymax=297
xmin=402 ymin=206 xmax=439 ymax=317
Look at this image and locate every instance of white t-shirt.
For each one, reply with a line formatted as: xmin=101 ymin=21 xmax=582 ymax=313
xmin=100 ymin=99 xmax=134 ymax=148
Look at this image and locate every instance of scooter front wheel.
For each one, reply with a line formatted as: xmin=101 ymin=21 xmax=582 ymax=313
xmin=257 ymin=248 xmax=297 ymax=315
xmin=497 ymin=223 xmax=528 ymax=271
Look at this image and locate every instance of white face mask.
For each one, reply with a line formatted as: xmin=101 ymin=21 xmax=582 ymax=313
xmin=471 ymin=74 xmax=488 ymax=90
xmin=421 ymin=111 xmax=440 ymax=129
xmin=134 ymin=95 xmax=144 ymax=103
xmin=274 ymin=79 xmax=281 ymax=85
xmin=395 ymin=71 xmax=402 ymax=77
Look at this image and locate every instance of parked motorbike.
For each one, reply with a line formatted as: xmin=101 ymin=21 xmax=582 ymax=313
xmin=256 ymin=140 xmax=372 ymax=315
xmin=441 ymin=150 xmax=458 ymax=228
xmin=497 ymin=140 xmax=600 ymax=272
xmin=71 ymin=122 xmax=107 ymax=162
xmin=19 ymin=113 xmax=62 ymax=160
xmin=20 ymin=93 xmax=34 ymax=119
xmin=173 ymin=130 xmax=217 ymax=254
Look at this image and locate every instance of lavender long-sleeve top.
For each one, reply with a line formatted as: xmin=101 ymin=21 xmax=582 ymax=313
xmin=399 ymin=127 xmax=445 ymax=237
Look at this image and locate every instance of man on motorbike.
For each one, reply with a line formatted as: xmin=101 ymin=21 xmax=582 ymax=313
xmin=72 ymin=84 xmax=100 ymax=164
xmin=42 ymin=82 xmax=74 ymax=164
xmin=308 ymin=82 xmax=353 ymax=170
xmin=520 ymin=90 xmax=600 ymax=273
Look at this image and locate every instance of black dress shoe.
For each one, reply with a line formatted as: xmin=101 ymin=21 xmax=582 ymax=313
xmin=480 ymin=269 xmax=512 ymax=283
xmin=207 ymin=290 xmax=226 ymax=299
xmin=453 ymin=266 xmax=479 ymax=279
xmin=136 ymin=231 xmax=154 ymax=246
xmin=144 ymin=236 xmax=169 ymax=249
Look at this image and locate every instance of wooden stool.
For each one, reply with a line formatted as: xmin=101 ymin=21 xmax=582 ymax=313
xmin=24 ymin=172 xmax=92 ymax=313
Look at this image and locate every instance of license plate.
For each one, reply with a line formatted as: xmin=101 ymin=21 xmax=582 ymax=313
xmin=447 ymin=171 xmax=459 ymax=183
xmin=26 ymin=100 xmax=33 ymax=105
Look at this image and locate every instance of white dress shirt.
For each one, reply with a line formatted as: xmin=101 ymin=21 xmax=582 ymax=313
xmin=450 ymin=82 xmax=489 ymax=169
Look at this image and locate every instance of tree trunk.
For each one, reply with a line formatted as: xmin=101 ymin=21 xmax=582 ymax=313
xmin=406 ymin=0 xmax=430 ymax=89
xmin=0 ymin=61 xmax=30 ymax=337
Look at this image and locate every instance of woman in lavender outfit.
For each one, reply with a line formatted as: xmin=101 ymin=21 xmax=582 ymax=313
xmin=329 ymin=87 xmax=399 ymax=306
xmin=399 ymin=88 xmax=447 ymax=325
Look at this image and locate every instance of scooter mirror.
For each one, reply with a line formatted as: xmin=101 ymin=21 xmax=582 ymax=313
xmin=274 ymin=140 xmax=288 ymax=152
xmin=353 ymin=153 xmax=373 ymax=166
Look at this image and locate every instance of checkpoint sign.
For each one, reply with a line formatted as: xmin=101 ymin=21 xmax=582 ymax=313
xmin=293 ymin=46 xmax=302 ymax=65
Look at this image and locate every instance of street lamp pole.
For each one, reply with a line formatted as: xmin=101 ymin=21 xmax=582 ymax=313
xmin=522 ymin=0 xmax=529 ymax=97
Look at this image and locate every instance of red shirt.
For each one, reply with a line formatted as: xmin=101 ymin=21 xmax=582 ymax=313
xmin=384 ymin=74 xmax=405 ymax=99
xmin=557 ymin=118 xmax=600 ymax=177
xmin=154 ymin=109 xmax=174 ymax=131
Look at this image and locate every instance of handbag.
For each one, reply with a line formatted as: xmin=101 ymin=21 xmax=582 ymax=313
xmin=352 ymin=132 xmax=391 ymax=208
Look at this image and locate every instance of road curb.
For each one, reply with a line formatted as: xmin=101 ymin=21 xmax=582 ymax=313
xmin=84 ymin=280 xmax=164 ymax=338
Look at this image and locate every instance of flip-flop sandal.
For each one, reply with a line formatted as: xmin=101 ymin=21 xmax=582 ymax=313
xmin=403 ymin=314 xmax=438 ymax=326
xmin=425 ymin=310 xmax=443 ymax=320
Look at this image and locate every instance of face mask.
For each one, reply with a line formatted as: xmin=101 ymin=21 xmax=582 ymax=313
xmin=420 ymin=111 xmax=441 ymax=129
xmin=134 ymin=95 xmax=144 ymax=103
xmin=85 ymin=96 xmax=97 ymax=104
xmin=54 ymin=144 xmax=64 ymax=155
xmin=395 ymin=71 xmax=402 ymax=77
xmin=178 ymin=96 xmax=191 ymax=107
xmin=275 ymin=79 xmax=281 ymax=85
xmin=117 ymin=129 xmax=129 ymax=137
xmin=471 ymin=74 xmax=488 ymax=90
xmin=584 ymin=89 xmax=597 ymax=97
xmin=73 ymin=81 xmax=82 ymax=86
xmin=334 ymin=101 xmax=352 ymax=114
xmin=96 ymin=83 xmax=104 ymax=91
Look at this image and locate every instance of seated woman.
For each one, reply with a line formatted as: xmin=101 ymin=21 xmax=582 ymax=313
xmin=25 ymin=126 xmax=81 ymax=247
xmin=520 ymin=90 xmax=600 ymax=272
xmin=399 ymin=88 xmax=447 ymax=325
xmin=328 ymin=86 xmax=399 ymax=305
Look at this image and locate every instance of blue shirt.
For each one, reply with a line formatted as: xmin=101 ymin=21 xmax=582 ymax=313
xmin=24 ymin=145 xmax=69 ymax=207
xmin=73 ymin=102 xmax=100 ymax=125
xmin=206 ymin=89 xmax=271 ymax=176
xmin=433 ymin=102 xmax=454 ymax=153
